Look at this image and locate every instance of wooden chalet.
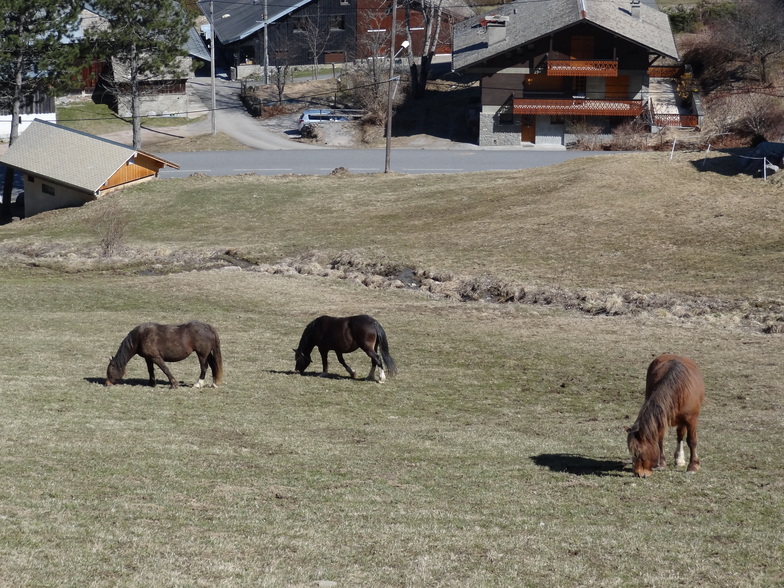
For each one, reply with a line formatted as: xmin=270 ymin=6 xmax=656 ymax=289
xmin=0 ymin=119 xmax=178 ymax=218
xmin=452 ymin=0 xmax=693 ymax=147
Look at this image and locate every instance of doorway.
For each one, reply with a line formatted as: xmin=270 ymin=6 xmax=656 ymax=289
xmin=521 ymin=115 xmax=536 ymax=143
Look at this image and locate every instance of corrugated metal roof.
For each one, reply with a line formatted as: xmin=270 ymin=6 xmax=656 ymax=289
xmin=0 ymin=119 xmax=177 ymax=195
xmin=453 ymin=0 xmax=679 ymax=71
xmin=198 ymin=0 xmax=311 ymax=44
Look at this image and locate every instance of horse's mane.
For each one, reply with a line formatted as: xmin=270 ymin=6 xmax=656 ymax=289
xmin=296 ymin=318 xmax=319 ymax=352
xmin=112 ymin=327 xmax=140 ymax=370
xmin=632 ymin=360 xmax=690 ymax=443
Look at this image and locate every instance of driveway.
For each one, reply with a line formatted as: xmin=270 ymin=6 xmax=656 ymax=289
xmin=186 ymin=75 xmax=324 ymax=150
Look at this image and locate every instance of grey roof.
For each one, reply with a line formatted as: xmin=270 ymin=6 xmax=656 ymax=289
xmin=0 ymin=119 xmax=177 ymax=195
xmin=188 ymin=26 xmax=212 ymax=62
xmin=452 ymin=0 xmax=679 ymax=71
xmin=198 ymin=0 xmax=311 ymax=44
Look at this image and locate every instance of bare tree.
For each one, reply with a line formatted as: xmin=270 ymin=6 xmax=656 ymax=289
xmin=403 ymin=0 xmax=447 ymax=98
xmin=269 ymin=28 xmax=295 ymax=103
xmin=716 ymin=0 xmax=784 ymax=84
xmin=733 ymin=92 xmax=784 ymax=140
xmin=299 ymin=7 xmax=332 ymax=80
xmin=353 ymin=14 xmax=407 ymax=122
xmin=354 ymin=16 xmax=393 ymax=117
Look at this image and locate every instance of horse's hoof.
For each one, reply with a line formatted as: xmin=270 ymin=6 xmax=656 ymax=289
xmin=318 ymin=372 xmax=328 ymax=378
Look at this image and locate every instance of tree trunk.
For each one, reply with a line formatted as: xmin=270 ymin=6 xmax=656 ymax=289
xmin=130 ymin=48 xmax=142 ymax=150
xmin=9 ymin=53 xmax=24 ymax=147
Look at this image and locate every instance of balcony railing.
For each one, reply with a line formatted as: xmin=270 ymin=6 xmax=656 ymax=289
xmin=648 ymin=65 xmax=684 ymax=78
xmin=547 ymin=59 xmax=618 ymax=77
xmin=513 ymin=98 xmax=643 ymax=117
xmin=651 ymin=113 xmax=699 ymax=128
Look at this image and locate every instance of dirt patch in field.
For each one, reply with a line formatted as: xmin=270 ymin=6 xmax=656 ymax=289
xmin=228 ymin=248 xmax=784 ymax=333
xmin=3 ymin=236 xmax=782 ymax=333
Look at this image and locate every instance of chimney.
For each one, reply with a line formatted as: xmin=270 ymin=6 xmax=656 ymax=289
xmin=630 ymin=0 xmax=641 ymax=19
xmin=483 ymin=15 xmax=510 ymax=45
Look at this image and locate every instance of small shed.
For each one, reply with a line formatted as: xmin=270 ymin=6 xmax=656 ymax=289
xmin=0 ymin=119 xmax=179 ymax=217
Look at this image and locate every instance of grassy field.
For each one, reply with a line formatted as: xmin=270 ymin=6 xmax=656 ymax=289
xmin=57 ymin=100 xmax=205 ymax=136
xmin=1 ymin=151 xmax=783 ymax=586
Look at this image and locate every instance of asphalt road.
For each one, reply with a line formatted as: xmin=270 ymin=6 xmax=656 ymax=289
xmin=156 ymin=148 xmax=613 ymax=177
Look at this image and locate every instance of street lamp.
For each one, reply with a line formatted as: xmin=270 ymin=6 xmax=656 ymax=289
xmin=384 ymin=38 xmax=410 ymax=173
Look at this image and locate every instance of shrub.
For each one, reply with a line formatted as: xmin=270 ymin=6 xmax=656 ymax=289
xmin=86 ymin=201 xmax=130 ymax=257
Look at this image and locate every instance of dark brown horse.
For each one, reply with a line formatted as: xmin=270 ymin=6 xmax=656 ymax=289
xmin=106 ymin=321 xmax=223 ymax=389
xmin=626 ymin=354 xmax=705 ymax=477
xmin=294 ymin=314 xmax=397 ymax=382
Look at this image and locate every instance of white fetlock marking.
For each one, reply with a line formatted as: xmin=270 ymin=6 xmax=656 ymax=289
xmin=194 ymin=379 xmax=204 ymax=388
xmin=675 ymin=441 xmax=686 ymax=467
xmin=378 ymin=368 xmax=386 ymax=383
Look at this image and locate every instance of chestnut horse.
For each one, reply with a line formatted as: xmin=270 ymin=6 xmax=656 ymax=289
xmin=294 ymin=314 xmax=397 ymax=382
xmin=626 ymin=354 xmax=705 ymax=478
xmin=106 ymin=321 xmax=223 ymax=389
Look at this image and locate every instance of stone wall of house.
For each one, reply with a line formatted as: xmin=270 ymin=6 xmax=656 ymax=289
xmin=478 ymin=113 xmax=520 ymax=147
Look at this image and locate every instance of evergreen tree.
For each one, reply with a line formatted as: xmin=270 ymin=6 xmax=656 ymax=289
xmin=85 ymin=0 xmax=191 ymax=150
xmin=0 ymin=0 xmax=81 ymax=145
xmin=0 ymin=0 xmax=81 ymax=219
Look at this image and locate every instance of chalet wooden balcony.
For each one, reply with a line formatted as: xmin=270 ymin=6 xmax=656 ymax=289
xmin=546 ymin=58 xmax=618 ymax=77
xmin=513 ymin=98 xmax=643 ymax=117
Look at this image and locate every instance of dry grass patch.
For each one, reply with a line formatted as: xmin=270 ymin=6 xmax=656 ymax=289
xmin=0 ymin=269 xmax=782 ymax=586
xmin=150 ymin=132 xmax=251 ymax=153
xmin=1 ymin=151 xmax=783 ymax=584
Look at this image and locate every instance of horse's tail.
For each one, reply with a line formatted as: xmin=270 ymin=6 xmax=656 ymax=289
xmin=374 ymin=321 xmax=397 ymax=377
xmin=209 ymin=330 xmax=224 ymax=386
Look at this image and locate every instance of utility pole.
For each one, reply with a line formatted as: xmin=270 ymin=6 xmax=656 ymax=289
xmin=210 ymin=0 xmax=217 ymax=135
xmin=263 ymin=0 xmax=269 ymax=84
xmin=384 ymin=0 xmax=398 ymax=173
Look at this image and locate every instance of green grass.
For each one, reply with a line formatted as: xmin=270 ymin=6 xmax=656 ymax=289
xmin=1 ymin=152 xmax=783 ymax=586
xmin=57 ymin=101 xmax=203 ymax=136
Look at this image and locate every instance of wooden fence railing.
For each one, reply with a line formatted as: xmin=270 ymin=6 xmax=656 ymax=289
xmin=547 ymin=59 xmax=618 ymax=77
xmin=648 ymin=65 xmax=684 ymax=78
xmin=652 ymin=113 xmax=699 ymax=128
xmin=514 ymin=98 xmax=643 ymax=116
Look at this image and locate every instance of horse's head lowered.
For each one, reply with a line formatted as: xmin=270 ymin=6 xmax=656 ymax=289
xmin=625 ymin=425 xmax=658 ymax=478
xmin=105 ymin=356 xmax=125 ymax=386
xmin=293 ymin=348 xmax=311 ymax=374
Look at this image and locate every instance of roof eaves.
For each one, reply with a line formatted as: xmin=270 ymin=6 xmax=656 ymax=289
xmin=201 ymin=0 xmax=313 ymax=44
